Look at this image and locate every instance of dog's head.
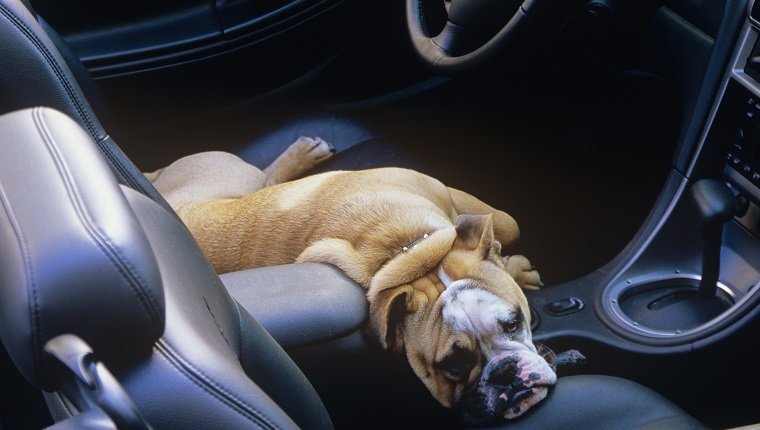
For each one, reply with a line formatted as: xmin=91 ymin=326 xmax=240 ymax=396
xmin=367 ymin=214 xmax=556 ymax=424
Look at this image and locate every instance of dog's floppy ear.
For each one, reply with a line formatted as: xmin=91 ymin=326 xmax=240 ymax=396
xmin=366 ymin=227 xmax=457 ymax=353
xmin=454 ymin=214 xmax=494 ymax=255
xmin=367 ymin=285 xmax=412 ymax=353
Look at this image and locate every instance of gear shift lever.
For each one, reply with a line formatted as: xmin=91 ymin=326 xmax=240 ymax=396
xmin=688 ymin=179 xmax=737 ymax=298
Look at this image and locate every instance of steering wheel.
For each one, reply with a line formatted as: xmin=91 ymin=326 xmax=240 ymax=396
xmin=406 ymin=0 xmax=562 ymax=74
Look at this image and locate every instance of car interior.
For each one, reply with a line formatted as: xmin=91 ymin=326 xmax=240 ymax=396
xmin=0 ymin=0 xmax=759 ymax=429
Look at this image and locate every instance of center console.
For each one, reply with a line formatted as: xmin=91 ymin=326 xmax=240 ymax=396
xmin=532 ymin=0 xmax=760 ymax=352
xmin=603 ymin=2 xmax=760 ymax=343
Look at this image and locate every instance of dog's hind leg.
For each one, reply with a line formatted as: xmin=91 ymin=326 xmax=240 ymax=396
xmin=447 ymin=187 xmax=520 ymax=249
xmin=147 ymin=151 xmax=267 ymax=214
xmin=263 ymin=137 xmax=336 ymax=186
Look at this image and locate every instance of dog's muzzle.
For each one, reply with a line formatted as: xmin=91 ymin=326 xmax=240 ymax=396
xmin=459 ymin=349 xmax=557 ymax=425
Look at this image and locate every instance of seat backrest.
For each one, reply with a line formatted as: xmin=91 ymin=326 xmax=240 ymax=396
xmin=0 ymin=107 xmax=333 ymax=429
xmin=0 ymin=0 xmax=172 ymax=212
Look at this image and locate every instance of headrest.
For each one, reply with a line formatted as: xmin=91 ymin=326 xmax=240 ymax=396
xmin=0 ymin=108 xmax=165 ymax=389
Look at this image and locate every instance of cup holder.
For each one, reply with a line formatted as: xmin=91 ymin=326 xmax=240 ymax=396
xmin=607 ymin=274 xmax=736 ymax=338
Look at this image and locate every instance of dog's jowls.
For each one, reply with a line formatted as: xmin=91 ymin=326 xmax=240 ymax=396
xmin=146 ymin=137 xmax=556 ymax=424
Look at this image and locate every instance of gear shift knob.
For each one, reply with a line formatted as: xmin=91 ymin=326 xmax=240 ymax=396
xmin=688 ymin=179 xmax=737 ymax=298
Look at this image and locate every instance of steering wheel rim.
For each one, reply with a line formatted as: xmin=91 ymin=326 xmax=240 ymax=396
xmin=406 ymin=0 xmax=545 ymax=74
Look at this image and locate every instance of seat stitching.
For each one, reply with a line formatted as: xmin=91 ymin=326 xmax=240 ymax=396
xmin=0 ymin=5 xmax=97 ymax=139
xmin=32 ymin=107 xmax=163 ymax=330
xmin=155 ymin=340 xmax=282 ymax=430
xmin=95 ymin=135 xmax=145 ymax=191
xmin=0 ymin=180 xmax=42 ymax=381
xmin=0 ymin=5 xmax=147 ymax=194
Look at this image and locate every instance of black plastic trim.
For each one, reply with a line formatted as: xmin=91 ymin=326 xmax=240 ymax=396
xmin=69 ymin=0 xmax=344 ymax=77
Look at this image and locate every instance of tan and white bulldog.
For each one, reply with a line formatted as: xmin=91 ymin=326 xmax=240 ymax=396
xmin=146 ymin=137 xmax=557 ymax=423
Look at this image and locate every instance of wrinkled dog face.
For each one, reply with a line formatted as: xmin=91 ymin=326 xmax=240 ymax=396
xmin=437 ymin=272 xmax=556 ymax=424
xmin=373 ymin=215 xmax=556 ymax=425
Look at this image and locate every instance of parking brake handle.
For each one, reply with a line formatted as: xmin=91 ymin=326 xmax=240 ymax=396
xmin=688 ymin=179 xmax=738 ymax=298
xmin=43 ymin=334 xmax=152 ymax=430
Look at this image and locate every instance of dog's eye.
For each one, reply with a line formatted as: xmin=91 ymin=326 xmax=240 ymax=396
xmin=436 ymin=346 xmax=477 ymax=381
xmin=499 ymin=316 xmax=522 ymax=335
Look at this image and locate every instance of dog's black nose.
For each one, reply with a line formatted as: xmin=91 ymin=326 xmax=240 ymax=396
xmin=487 ymin=356 xmax=520 ymax=387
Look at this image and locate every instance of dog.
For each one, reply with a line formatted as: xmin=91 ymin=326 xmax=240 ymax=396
xmin=146 ymin=136 xmax=557 ymax=424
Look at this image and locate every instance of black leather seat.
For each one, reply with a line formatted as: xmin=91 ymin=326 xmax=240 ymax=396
xmin=0 ymin=107 xmax=335 ymax=429
xmin=236 ymin=113 xmax=424 ymax=175
xmin=0 ymin=0 xmax=708 ymax=429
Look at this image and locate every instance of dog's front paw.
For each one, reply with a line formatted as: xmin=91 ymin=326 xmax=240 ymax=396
xmin=504 ymin=254 xmax=543 ymax=291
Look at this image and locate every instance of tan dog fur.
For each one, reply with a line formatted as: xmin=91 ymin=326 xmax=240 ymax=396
xmin=147 ymin=137 xmax=555 ymax=422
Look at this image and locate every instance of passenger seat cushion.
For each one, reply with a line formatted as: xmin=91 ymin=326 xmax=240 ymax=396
xmin=481 ymin=375 xmax=708 ymax=430
xmin=236 ymin=114 xmax=425 ymax=174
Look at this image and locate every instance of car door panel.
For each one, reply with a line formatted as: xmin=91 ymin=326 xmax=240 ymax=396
xmin=29 ymin=0 xmax=359 ymax=144
xmin=31 ymin=0 xmax=343 ymax=76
